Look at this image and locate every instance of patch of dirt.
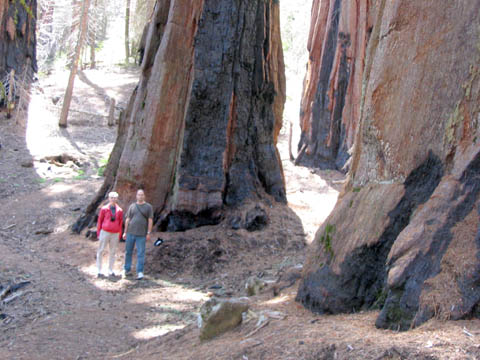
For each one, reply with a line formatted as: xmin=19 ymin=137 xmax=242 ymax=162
xmin=147 ymin=201 xmax=306 ymax=296
xmin=1 ymin=65 xmax=480 ymax=360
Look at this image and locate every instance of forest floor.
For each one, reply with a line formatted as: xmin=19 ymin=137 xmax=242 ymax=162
xmin=1 ymin=65 xmax=480 ymax=360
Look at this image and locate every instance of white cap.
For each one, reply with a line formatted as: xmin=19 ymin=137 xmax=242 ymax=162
xmin=108 ymin=191 xmax=119 ymax=198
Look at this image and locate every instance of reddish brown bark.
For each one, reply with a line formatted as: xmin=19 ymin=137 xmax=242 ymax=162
xmin=74 ymin=0 xmax=286 ymax=232
xmin=297 ymin=0 xmax=373 ymax=171
xmin=298 ymin=0 xmax=480 ymax=331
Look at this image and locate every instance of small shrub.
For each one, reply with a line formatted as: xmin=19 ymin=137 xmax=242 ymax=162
xmin=319 ymin=223 xmax=335 ymax=258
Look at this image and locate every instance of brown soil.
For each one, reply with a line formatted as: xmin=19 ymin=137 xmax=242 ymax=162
xmin=0 ymin=66 xmax=479 ymax=360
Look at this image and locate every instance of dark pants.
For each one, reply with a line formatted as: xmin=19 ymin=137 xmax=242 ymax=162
xmin=124 ymin=234 xmax=146 ymax=273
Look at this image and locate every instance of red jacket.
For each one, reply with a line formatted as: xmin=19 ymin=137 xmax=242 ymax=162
xmin=97 ymin=204 xmax=123 ymax=240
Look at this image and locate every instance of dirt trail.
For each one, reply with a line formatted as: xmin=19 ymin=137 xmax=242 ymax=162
xmin=1 ymin=66 xmax=479 ymax=360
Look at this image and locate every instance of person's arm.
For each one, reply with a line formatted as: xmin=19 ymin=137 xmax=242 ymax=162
xmin=146 ymin=205 xmax=153 ymax=241
xmin=146 ymin=218 xmax=153 ymax=241
xmin=97 ymin=208 xmax=104 ymax=238
xmin=123 ymin=205 xmax=130 ymax=240
xmin=123 ymin=217 xmax=129 ymax=240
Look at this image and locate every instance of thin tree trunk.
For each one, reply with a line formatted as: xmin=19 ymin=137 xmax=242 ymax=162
xmin=68 ymin=0 xmax=81 ymax=68
xmin=59 ymin=0 xmax=91 ymax=127
xmin=89 ymin=0 xmax=97 ymax=69
xmin=90 ymin=44 xmax=96 ymax=69
xmin=107 ymin=98 xmax=115 ymax=126
xmin=124 ymin=0 xmax=131 ymax=64
xmin=6 ymin=70 xmax=15 ymax=118
xmin=289 ymin=120 xmax=295 ymax=161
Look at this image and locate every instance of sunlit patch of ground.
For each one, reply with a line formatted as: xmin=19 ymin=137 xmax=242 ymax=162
xmin=133 ymin=324 xmax=186 ymax=340
xmin=276 ymin=130 xmax=344 ymax=243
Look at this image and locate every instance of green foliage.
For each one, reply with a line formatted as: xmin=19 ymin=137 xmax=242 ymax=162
xmin=12 ymin=0 xmax=34 ymax=20
xmin=53 ymin=177 xmax=63 ymax=183
xmin=319 ymin=223 xmax=335 ymax=258
xmin=0 ymin=81 xmax=5 ymax=102
xmin=385 ymin=304 xmax=408 ymax=325
xmin=19 ymin=0 xmax=34 ymax=18
xmin=372 ymin=288 xmax=388 ymax=309
xmin=95 ymin=40 xmax=105 ymax=52
xmin=74 ymin=169 xmax=87 ymax=180
xmin=97 ymin=166 xmax=106 ymax=177
xmin=352 ymin=187 xmax=362 ymax=193
xmin=35 ymin=178 xmax=46 ymax=184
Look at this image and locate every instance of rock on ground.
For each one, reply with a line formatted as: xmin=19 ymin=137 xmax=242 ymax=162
xmin=199 ymin=297 xmax=249 ymax=341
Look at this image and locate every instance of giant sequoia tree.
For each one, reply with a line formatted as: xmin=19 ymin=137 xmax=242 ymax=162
xmin=0 ymin=0 xmax=37 ymax=88
xmin=74 ymin=0 xmax=286 ymax=233
xmin=297 ymin=0 xmax=480 ymax=331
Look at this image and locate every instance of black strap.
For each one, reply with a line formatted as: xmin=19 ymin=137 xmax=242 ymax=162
xmin=110 ymin=205 xmax=116 ymax=221
xmin=135 ymin=203 xmax=149 ymax=220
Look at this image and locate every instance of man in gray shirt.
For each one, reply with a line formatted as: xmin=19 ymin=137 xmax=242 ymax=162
xmin=122 ymin=189 xmax=153 ymax=279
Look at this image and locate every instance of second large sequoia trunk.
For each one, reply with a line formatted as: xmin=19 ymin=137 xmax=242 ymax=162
xmin=296 ymin=0 xmax=373 ymax=171
xmin=297 ymin=0 xmax=480 ymax=331
xmin=74 ymin=0 xmax=286 ymax=232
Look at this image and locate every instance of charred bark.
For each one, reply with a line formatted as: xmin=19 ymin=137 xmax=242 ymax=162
xmin=73 ymin=0 xmax=286 ymax=233
xmin=297 ymin=0 xmax=372 ymax=172
xmin=0 ymin=0 xmax=37 ymax=106
xmin=298 ymin=0 xmax=480 ymax=331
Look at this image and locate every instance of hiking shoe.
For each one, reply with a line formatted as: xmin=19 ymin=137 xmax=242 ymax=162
xmin=122 ymin=270 xmax=132 ymax=278
xmin=136 ymin=272 xmax=144 ymax=280
xmin=108 ymin=271 xmax=116 ymax=277
xmin=97 ymin=273 xmax=105 ymax=279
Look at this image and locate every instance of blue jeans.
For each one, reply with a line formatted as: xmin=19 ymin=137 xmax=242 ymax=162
xmin=124 ymin=234 xmax=146 ymax=274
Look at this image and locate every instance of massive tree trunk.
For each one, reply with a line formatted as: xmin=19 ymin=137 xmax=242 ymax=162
xmin=296 ymin=0 xmax=373 ymax=171
xmin=0 ymin=0 xmax=37 ymax=97
xmin=74 ymin=0 xmax=286 ymax=233
xmin=297 ymin=0 xmax=480 ymax=331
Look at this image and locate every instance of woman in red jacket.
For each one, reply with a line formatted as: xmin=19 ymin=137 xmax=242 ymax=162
xmin=96 ymin=191 xmax=123 ymax=277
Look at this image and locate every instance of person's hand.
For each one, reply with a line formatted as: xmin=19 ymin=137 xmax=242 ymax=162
xmin=122 ymin=232 xmax=127 ymax=240
xmin=146 ymin=234 xmax=151 ymax=242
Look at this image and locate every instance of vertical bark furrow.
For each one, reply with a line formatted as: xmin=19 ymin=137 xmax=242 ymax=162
xmin=75 ymin=0 xmax=286 ymax=233
xmin=298 ymin=0 xmax=371 ymax=171
xmin=298 ymin=0 xmax=480 ymax=331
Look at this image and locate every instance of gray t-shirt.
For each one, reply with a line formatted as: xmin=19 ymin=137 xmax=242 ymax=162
xmin=126 ymin=202 xmax=154 ymax=236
